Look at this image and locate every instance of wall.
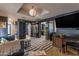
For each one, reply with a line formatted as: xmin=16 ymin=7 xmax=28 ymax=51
xmin=0 ymin=10 xmax=18 ymax=36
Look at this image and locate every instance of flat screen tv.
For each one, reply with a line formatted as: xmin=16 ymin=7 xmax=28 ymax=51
xmin=55 ymin=13 xmax=79 ymax=28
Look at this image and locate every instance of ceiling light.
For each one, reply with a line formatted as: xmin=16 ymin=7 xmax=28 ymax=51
xmin=29 ymin=6 xmax=37 ymax=17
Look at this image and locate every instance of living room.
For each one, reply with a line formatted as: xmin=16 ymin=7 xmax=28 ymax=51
xmin=0 ymin=3 xmax=79 ymax=56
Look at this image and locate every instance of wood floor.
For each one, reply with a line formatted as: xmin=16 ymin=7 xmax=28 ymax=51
xmin=45 ymin=46 xmax=78 ymax=56
xmin=46 ymin=47 xmax=64 ymax=56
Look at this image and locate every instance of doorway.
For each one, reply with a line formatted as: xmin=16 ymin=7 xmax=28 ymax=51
xmin=41 ymin=22 xmax=49 ymax=40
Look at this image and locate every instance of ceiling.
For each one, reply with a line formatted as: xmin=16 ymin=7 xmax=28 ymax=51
xmin=0 ymin=3 xmax=79 ymax=21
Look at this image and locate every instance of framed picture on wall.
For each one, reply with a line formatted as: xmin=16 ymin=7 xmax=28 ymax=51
xmin=0 ymin=22 xmax=6 ymax=28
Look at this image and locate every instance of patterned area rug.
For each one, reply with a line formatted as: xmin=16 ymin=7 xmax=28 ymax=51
xmin=24 ymin=37 xmax=53 ymax=55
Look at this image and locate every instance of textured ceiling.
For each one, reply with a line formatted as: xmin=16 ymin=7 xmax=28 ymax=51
xmin=0 ymin=3 xmax=79 ymax=21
